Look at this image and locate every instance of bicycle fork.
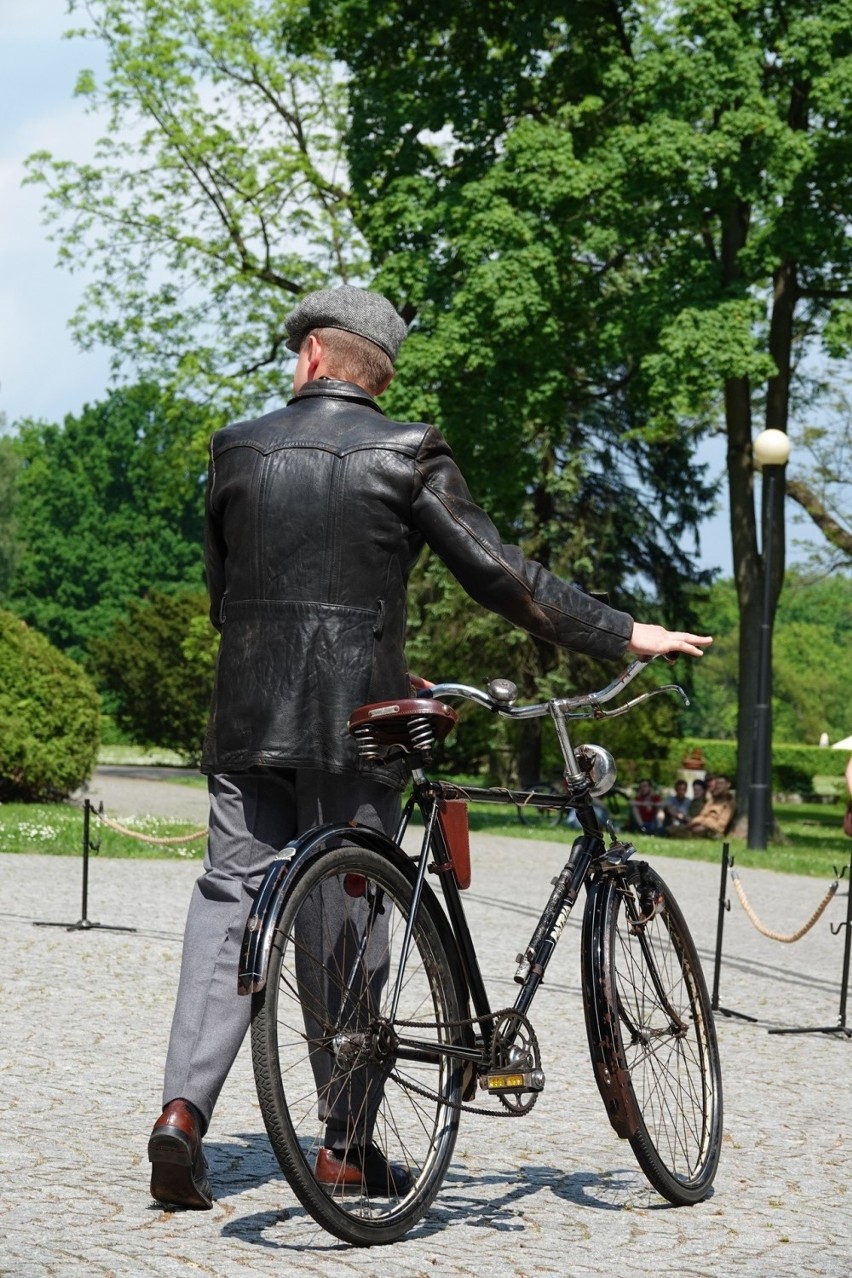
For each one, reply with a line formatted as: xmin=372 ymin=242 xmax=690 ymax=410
xmin=512 ymin=834 xmax=598 ymax=1015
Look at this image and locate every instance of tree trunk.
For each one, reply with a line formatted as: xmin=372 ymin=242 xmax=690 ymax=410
xmin=726 ymin=373 xmax=760 ymax=826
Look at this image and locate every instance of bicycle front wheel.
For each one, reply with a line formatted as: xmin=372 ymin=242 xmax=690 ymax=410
xmin=251 ymin=843 xmax=464 ymax=1246
xmin=582 ymin=861 xmax=723 ymax=1205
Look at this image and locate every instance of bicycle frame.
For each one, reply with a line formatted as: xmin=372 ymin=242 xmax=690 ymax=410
xmin=384 ymin=774 xmax=623 ymax=1065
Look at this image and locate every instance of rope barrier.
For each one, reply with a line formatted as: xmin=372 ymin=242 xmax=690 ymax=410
xmin=729 ymin=867 xmax=838 ymax=943
xmin=96 ymin=809 xmax=208 ymax=846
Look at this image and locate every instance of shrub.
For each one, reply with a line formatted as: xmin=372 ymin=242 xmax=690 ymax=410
xmin=665 ymin=738 xmax=850 ymax=793
xmin=0 ymin=610 xmax=100 ymax=800
xmin=89 ymin=589 xmax=214 ymax=761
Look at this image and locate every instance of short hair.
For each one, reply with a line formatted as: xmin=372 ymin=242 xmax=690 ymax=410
xmin=308 ymin=327 xmax=394 ymax=396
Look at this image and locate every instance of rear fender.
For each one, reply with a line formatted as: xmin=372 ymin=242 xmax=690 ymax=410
xmin=238 ymin=822 xmax=470 ymax=1031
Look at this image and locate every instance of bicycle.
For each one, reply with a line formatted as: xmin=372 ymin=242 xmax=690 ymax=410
xmin=515 ymin=775 xmax=629 ymax=830
xmin=241 ymin=656 xmax=723 ymax=1246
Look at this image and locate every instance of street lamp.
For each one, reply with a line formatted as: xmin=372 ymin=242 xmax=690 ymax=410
xmin=747 ymin=428 xmax=791 ymax=850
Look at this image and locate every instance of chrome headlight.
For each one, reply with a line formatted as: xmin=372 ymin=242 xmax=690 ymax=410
xmin=574 ymin=744 xmax=617 ymax=797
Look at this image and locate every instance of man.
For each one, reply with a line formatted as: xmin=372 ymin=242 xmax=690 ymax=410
xmin=669 ymin=774 xmax=735 ymax=839
xmin=663 ymin=778 xmax=692 ymax=831
xmin=147 ymin=285 xmax=712 ymax=1209
xmin=688 ymin=777 xmax=707 ymax=818
xmin=627 ymin=777 xmax=665 ymax=836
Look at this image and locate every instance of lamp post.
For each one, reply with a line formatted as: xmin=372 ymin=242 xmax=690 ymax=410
xmin=747 ymin=428 xmax=791 ymax=851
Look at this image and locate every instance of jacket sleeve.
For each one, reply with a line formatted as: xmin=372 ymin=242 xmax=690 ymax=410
xmin=204 ymin=445 xmax=226 ymax=633
xmin=410 ymin=426 xmax=634 ymax=661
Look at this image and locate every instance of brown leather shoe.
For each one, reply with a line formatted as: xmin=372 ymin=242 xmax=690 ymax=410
xmin=148 ymin=1099 xmax=213 ymax=1210
xmin=315 ymin=1143 xmax=412 ymax=1197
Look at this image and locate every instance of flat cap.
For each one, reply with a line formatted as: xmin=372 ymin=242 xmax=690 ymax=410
xmin=284 ymin=285 xmax=408 ymax=363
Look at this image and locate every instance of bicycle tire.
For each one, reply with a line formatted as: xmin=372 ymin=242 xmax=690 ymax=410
xmin=582 ymin=861 xmax=722 ymax=1205
xmin=251 ymin=842 xmax=464 ymax=1245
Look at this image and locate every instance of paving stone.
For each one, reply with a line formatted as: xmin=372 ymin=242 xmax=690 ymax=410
xmin=1 ymin=782 xmax=850 ymax=1276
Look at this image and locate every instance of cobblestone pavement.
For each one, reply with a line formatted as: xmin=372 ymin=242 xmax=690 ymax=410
xmin=1 ymin=777 xmax=850 ymax=1276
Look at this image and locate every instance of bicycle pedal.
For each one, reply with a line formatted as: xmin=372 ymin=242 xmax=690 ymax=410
xmin=479 ymin=1068 xmax=545 ymax=1096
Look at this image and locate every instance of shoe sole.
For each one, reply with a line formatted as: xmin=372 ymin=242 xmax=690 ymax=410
xmin=148 ymin=1130 xmax=213 ymax=1210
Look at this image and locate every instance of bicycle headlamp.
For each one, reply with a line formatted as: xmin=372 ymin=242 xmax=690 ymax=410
xmin=575 ymin=744 xmax=617 ymax=797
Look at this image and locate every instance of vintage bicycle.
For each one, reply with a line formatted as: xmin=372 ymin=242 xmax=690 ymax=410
xmin=240 ymin=656 xmax=723 ymax=1246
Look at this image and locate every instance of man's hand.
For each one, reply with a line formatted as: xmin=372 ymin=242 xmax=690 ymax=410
xmin=628 ymin=623 xmax=713 ymax=660
xmin=408 ymin=673 xmax=435 ymax=692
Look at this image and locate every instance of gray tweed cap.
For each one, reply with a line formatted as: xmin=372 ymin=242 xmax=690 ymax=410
xmin=284 ymin=285 xmax=408 ymax=363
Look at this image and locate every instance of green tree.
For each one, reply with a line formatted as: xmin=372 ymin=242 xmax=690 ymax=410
xmin=689 ymin=571 xmax=852 ymax=747
xmin=787 ymin=367 xmax=852 ymax=569
xmin=26 ymin=0 xmax=365 ymax=414
xmin=319 ymin=0 xmax=852 ymax=817
xmin=27 ymin=0 xmax=718 ymax=783
xmin=0 ymin=420 xmax=22 ymax=599
xmin=90 ymin=589 xmax=213 ymax=760
xmin=8 ymin=384 xmax=212 ymax=659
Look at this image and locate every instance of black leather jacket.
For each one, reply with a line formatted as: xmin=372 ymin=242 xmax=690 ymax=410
xmin=201 ymin=378 xmax=634 ymax=783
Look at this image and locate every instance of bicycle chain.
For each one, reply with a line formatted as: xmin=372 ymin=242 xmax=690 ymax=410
xmin=387 ymin=1007 xmax=541 ymax=1119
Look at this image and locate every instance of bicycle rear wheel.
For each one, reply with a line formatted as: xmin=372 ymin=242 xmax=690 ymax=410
xmin=251 ymin=843 xmax=464 ymax=1245
xmin=516 ymin=782 xmax=565 ymax=828
xmin=582 ymin=861 xmax=722 ymax=1205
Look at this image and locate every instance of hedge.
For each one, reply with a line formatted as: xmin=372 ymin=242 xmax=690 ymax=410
xmin=0 ymin=610 xmax=100 ymax=801
xmin=666 ymin=738 xmax=850 ymax=793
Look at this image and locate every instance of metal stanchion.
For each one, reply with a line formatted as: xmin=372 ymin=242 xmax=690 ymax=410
xmin=33 ymin=799 xmax=137 ymax=934
xmin=769 ymin=845 xmax=852 ymax=1038
xmin=711 ymin=842 xmax=757 ymax=1022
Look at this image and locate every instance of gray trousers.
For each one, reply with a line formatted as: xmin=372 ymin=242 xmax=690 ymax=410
xmin=162 ymin=767 xmax=400 ymax=1130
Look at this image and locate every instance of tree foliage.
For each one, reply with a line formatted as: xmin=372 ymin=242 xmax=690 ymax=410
xmin=7 ymin=383 xmax=211 ymax=660
xmin=318 ymin=0 xmax=852 ymax=808
xmin=0 ymin=424 xmax=21 ymax=600
xmin=0 ymin=609 xmax=100 ymax=801
xmin=689 ymin=571 xmax=852 ymax=746
xmin=26 ymin=0 xmax=365 ymax=414
xmin=26 ymin=3 xmax=852 ymax=802
xmin=89 ymin=589 xmax=213 ymax=760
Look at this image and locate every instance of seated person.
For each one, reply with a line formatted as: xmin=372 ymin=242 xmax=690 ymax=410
xmin=626 ymin=778 xmax=665 ymax=836
xmin=669 ymin=774 xmax=735 ymax=839
xmin=688 ymin=778 xmax=707 ymax=818
xmin=663 ymin=779 xmax=692 ymax=831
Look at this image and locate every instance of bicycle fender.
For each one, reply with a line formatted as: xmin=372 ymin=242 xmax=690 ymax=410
xmin=580 ymin=874 xmax=641 ymax=1140
xmin=237 ymin=821 xmax=470 ymax=1018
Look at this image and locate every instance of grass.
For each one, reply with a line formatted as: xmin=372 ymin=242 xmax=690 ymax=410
xmin=0 ymin=802 xmax=206 ymax=859
xmin=96 ymin=743 xmax=189 ymax=767
xmin=459 ymin=797 xmax=852 ymax=880
xmin=1 ymin=788 xmax=848 ymax=877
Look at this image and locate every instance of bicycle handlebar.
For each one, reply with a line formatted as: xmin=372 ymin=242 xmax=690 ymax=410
xmin=422 ymin=655 xmax=689 ymax=721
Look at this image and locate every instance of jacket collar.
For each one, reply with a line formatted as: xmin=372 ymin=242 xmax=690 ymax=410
xmin=287 ymin=378 xmax=385 ymax=414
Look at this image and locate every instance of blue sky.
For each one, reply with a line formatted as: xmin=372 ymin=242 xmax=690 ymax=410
xmin=0 ymin=1 xmax=742 ymax=575
xmin=0 ymin=1 xmax=113 ymax=427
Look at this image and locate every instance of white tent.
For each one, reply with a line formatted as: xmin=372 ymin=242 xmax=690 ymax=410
xmin=831 ymin=737 xmax=852 ymax=750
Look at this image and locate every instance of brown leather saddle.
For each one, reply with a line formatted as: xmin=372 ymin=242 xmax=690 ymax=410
xmin=348 ymin=698 xmax=458 ymax=759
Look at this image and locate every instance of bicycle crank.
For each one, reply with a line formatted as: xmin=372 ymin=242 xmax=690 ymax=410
xmin=483 ymin=1010 xmax=545 ymax=1113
